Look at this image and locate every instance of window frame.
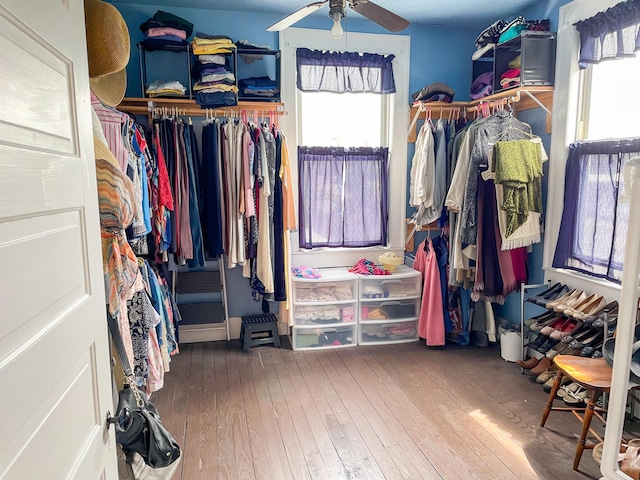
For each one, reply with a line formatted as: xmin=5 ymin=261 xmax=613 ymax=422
xmin=279 ymin=28 xmax=410 ymax=268
xmin=543 ymin=0 xmax=626 ymax=301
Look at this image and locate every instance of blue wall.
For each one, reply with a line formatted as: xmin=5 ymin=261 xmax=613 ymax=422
xmin=521 ymin=0 xmax=572 ymax=31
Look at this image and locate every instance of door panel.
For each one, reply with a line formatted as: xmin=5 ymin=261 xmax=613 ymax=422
xmin=0 ymin=11 xmax=75 ymax=154
xmin=0 ymin=0 xmax=117 ymax=478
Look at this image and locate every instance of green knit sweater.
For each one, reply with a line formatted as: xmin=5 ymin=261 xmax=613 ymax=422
xmin=494 ymin=139 xmax=543 ymax=237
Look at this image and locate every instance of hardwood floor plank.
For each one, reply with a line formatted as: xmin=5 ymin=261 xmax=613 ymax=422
xmin=287 ymin=350 xmax=355 ymax=479
xmin=225 ymin=349 xmax=257 ymax=480
xmin=236 ymin=350 xmax=291 ymax=480
xmin=213 ymin=343 xmax=236 ymax=480
xmin=268 ymin=347 xmax=328 ymax=480
xmin=247 ymin=348 xmax=304 ymax=480
xmin=235 ymin=351 xmax=271 ymax=480
xmin=170 ymin=344 xmax=192 ymax=480
xmin=181 ymin=344 xmax=204 ymax=480
xmin=199 ymin=343 xmax=218 ymax=479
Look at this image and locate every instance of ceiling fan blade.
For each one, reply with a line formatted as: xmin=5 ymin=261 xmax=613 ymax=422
xmin=349 ymin=1 xmax=409 ymax=32
xmin=266 ymin=1 xmax=328 ymax=31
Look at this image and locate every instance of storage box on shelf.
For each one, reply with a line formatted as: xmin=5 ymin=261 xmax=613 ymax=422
xmin=138 ymin=42 xmax=193 ymax=99
xmin=471 ymin=31 xmax=556 ymax=96
xmin=357 ymin=265 xmax=421 ymax=345
xmin=290 ymin=267 xmax=358 ymax=350
xmin=494 ymin=31 xmax=556 ymax=93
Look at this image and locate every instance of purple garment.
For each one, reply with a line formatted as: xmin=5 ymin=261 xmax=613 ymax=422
xmin=470 ymin=71 xmax=493 ymax=100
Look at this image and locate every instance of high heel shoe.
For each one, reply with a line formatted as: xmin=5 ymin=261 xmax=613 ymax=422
xmin=545 ymin=289 xmax=579 ymax=310
xmin=584 ymin=301 xmax=619 ymax=324
xmin=563 ymin=293 xmax=598 ymax=318
xmin=540 ymin=316 xmax=569 ymax=336
xmin=527 ymin=283 xmax=566 ymax=306
xmin=562 ymin=331 xmax=603 ymax=356
xmin=550 ymin=318 xmax=579 ymax=340
xmin=572 ymin=296 xmax=608 ymax=320
xmin=525 ymin=310 xmax=559 ymax=328
xmin=552 ymin=290 xmax=588 ymax=313
xmin=538 ymin=285 xmax=570 ymax=306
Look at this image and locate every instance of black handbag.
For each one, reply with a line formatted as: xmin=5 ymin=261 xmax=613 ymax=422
xmin=107 ymin=312 xmax=181 ymax=469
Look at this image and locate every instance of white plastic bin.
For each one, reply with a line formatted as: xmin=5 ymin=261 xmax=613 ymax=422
xmin=500 ymin=330 xmax=522 ymax=362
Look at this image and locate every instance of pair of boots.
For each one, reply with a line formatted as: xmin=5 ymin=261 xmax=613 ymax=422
xmin=516 ymin=355 xmax=552 ymax=376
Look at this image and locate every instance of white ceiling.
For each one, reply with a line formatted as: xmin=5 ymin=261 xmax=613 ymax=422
xmin=109 ymin=0 xmax=542 ymax=27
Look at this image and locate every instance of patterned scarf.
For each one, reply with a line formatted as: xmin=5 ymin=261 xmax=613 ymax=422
xmin=95 ymin=138 xmax=140 ymax=317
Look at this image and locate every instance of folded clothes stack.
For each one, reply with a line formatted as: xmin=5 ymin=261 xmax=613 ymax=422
xmin=146 ymin=79 xmax=186 ymax=97
xmin=190 ymin=33 xmax=238 ymax=108
xmin=139 ymin=10 xmax=193 ymax=50
xmin=472 ymin=16 xmax=549 ymax=60
xmin=500 ymin=54 xmax=521 ymax=88
xmin=238 ymin=76 xmax=279 ymax=99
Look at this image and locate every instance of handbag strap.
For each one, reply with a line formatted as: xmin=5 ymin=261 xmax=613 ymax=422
xmin=106 ymin=308 xmax=134 ymax=379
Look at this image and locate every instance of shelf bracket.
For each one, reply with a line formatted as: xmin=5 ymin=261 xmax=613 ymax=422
xmin=522 ymin=89 xmax=552 ymax=116
xmin=408 ymin=103 xmax=424 ymax=137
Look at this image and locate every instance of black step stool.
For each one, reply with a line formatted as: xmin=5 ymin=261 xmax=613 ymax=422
xmin=240 ymin=313 xmax=281 ymax=351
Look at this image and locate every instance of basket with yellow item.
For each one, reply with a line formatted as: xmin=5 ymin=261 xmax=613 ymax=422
xmin=378 ymin=252 xmax=403 ymax=272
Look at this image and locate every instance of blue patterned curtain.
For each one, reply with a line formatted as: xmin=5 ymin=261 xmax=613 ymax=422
xmin=296 ymin=48 xmax=396 ymax=94
xmin=298 ymin=146 xmax=388 ymax=248
xmin=553 ymin=139 xmax=640 ymax=282
xmin=574 ymin=0 xmax=640 ymax=68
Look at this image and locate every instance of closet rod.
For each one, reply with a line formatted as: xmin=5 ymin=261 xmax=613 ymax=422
xmin=117 ymin=97 xmax=286 ymax=118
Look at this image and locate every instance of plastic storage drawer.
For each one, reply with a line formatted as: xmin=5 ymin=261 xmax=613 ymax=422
xmin=293 ymin=279 xmax=357 ymax=305
xmin=291 ymin=324 xmax=357 ymax=350
xmin=359 ymin=320 xmax=419 ymax=345
xmin=360 ymin=298 xmax=420 ymax=321
xmin=293 ymin=303 xmax=357 ymax=326
xmin=359 ymin=266 xmax=420 ymax=300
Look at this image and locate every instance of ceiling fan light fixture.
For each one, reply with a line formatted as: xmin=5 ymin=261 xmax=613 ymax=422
xmin=331 ymin=12 xmax=343 ymax=39
xmin=329 ymin=0 xmax=345 ymax=39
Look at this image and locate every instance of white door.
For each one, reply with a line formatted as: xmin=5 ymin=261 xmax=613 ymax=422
xmin=0 ymin=0 xmax=117 ymax=478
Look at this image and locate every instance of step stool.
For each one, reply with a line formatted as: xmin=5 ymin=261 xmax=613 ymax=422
xmin=240 ymin=313 xmax=281 ymax=351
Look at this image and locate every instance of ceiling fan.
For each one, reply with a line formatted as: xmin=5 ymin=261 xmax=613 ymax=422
xmin=266 ymin=0 xmax=410 ymax=39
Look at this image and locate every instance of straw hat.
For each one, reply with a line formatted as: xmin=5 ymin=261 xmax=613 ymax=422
xmin=84 ymin=0 xmax=130 ymax=106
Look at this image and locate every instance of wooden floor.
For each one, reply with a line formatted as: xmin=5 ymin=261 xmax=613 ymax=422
xmin=153 ymin=339 xmax=604 ymax=480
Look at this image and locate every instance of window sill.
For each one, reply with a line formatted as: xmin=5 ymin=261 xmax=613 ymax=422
xmin=543 ymin=265 xmax=621 ymax=301
xmin=291 ymin=246 xmax=404 ymax=269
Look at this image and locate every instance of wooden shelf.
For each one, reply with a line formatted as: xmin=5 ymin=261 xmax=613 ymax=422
xmin=117 ymin=97 xmax=285 ymax=117
xmin=408 ymin=86 xmax=554 ymax=142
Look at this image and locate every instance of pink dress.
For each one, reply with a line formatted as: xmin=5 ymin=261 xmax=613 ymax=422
xmin=413 ymin=238 xmax=445 ymax=346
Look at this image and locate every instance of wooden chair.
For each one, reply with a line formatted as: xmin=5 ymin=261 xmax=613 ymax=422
xmin=540 ymin=355 xmax=640 ymax=471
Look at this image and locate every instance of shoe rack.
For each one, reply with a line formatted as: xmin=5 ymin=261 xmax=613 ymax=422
xmin=519 ymin=281 xmax=618 ymax=374
xmin=519 ymin=281 xmax=548 ymax=374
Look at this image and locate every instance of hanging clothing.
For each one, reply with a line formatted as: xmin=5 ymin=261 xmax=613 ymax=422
xmin=414 ymin=238 xmax=445 ymax=346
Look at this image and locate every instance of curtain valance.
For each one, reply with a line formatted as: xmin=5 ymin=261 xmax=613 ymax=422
xmin=574 ymin=0 xmax=640 ymax=68
xmin=296 ymin=47 xmax=396 ymax=94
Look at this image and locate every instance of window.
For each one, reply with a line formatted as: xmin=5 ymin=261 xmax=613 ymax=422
xmin=299 ymin=91 xmax=385 ymax=147
xmin=280 ymin=28 xmax=409 ymax=267
xmin=582 ymin=54 xmax=640 ymax=141
xmin=545 ymin=0 xmax=640 ymax=286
